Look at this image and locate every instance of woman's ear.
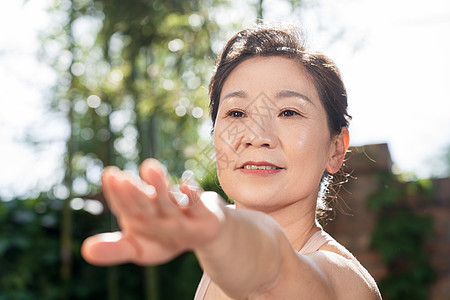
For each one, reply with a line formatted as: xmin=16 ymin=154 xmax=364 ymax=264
xmin=326 ymin=127 xmax=350 ymax=174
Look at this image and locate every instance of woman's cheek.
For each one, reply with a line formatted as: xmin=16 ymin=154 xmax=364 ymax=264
xmin=214 ymin=134 xmax=235 ymax=176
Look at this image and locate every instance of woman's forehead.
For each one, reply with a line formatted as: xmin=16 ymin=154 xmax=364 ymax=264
xmin=220 ymin=56 xmax=319 ymax=102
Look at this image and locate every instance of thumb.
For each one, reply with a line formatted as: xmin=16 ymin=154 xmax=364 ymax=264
xmin=81 ymin=232 xmax=140 ymax=266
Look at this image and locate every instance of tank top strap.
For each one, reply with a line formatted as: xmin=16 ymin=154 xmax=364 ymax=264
xmin=298 ymin=229 xmax=334 ymax=255
xmin=194 ymin=272 xmax=211 ymax=300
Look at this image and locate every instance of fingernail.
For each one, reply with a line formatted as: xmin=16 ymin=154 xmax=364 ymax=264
xmin=160 ymin=163 xmax=169 ymax=178
xmin=170 ymin=185 xmax=189 ymax=207
xmin=98 ymin=232 xmax=122 ymax=242
xmin=106 ymin=166 xmax=121 ymax=175
xmin=180 ymin=170 xmax=200 ymax=190
xmin=139 ymin=182 xmax=156 ymax=197
xmin=181 ymin=170 xmax=195 ymax=182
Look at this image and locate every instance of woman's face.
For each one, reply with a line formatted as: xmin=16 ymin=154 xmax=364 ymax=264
xmin=213 ymin=56 xmax=343 ymax=212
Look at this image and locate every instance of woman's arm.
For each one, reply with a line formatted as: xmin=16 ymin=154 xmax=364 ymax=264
xmin=193 ymin=205 xmax=337 ymax=299
xmin=82 ymin=159 xmax=378 ymax=299
xmin=194 ymin=206 xmax=284 ymax=298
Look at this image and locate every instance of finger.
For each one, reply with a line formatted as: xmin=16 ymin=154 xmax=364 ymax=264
xmin=139 ymin=158 xmax=185 ymax=207
xmin=139 ymin=159 xmax=180 ymax=217
xmin=123 ymin=174 xmax=158 ymax=218
xmin=81 ymin=232 xmax=140 ymax=266
xmin=102 ymin=167 xmax=133 ymax=217
xmin=103 ymin=167 xmax=156 ymax=219
xmin=139 ymin=158 xmax=170 ymax=186
xmin=180 ymin=185 xmax=225 ymax=222
xmin=179 ymin=182 xmax=203 ymax=207
xmin=199 ymin=191 xmax=226 ymax=222
xmin=169 ymin=184 xmax=191 ymax=207
xmin=172 ymin=171 xmax=203 ymax=208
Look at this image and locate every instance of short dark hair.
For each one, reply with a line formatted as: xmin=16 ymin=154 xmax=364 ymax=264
xmin=209 ymin=22 xmax=350 ymax=135
xmin=208 ymin=22 xmax=351 ymax=221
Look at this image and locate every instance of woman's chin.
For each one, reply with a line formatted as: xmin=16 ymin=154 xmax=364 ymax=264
xmin=230 ymin=189 xmax=285 ymax=211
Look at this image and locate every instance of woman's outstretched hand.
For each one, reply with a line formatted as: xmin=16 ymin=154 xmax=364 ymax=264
xmin=81 ymin=158 xmax=225 ymax=266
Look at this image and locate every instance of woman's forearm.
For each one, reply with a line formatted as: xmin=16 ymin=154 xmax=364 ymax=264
xmin=194 ymin=207 xmax=288 ymax=299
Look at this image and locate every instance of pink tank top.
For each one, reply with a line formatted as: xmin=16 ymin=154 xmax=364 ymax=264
xmin=193 ymin=229 xmax=333 ymax=299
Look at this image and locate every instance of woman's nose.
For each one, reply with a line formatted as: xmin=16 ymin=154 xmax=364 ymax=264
xmin=242 ymin=121 xmax=278 ymax=149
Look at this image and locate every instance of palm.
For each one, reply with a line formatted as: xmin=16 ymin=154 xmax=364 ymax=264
xmin=81 ymin=159 xmax=224 ymax=266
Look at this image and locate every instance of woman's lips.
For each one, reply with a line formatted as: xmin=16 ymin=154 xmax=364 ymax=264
xmin=242 ymin=165 xmax=280 ymax=170
xmin=238 ymin=161 xmax=284 ymax=175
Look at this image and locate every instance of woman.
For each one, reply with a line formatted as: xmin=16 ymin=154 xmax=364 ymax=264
xmin=82 ymin=23 xmax=382 ymax=299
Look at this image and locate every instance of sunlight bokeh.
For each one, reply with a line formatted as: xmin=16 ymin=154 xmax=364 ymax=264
xmin=1 ymin=0 xmax=449 ymax=199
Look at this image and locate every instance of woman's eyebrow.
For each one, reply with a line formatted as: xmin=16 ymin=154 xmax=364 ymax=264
xmin=275 ymin=90 xmax=314 ymax=105
xmin=221 ymin=90 xmax=247 ymax=102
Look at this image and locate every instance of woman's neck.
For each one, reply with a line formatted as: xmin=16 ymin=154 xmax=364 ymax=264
xmin=235 ymin=198 xmax=320 ymax=252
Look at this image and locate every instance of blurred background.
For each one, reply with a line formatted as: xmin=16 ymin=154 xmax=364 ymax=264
xmin=0 ymin=0 xmax=449 ymax=299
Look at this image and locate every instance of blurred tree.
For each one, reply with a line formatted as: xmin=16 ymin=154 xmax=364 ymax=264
xmin=39 ymin=0 xmax=230 ymax=298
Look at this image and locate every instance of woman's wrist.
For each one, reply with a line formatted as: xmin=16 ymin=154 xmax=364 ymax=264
xmin=194 ymin=204 xmax=232 ymax=256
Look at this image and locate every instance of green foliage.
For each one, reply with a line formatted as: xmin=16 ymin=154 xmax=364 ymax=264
xmin=0 ymin=195 xmax=202 ymax=299
xmin=372 ymin=211 xmax=432 ymax=265
xmin=369 ymin=173 xmax=435 ymax=300
xmin=23 ymin=0 xmax=236 ymax=298
xmin=0 ymin=196 xmax=62 ymax=300
xmin=371 ymin=211 xmax=434 ymax=300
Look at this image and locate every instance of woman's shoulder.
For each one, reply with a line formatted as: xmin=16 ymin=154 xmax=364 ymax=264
xmin=251 ymin=229 xmax=382 ymax=300
xmin=305 ymin=237 xmax=382 ymax=299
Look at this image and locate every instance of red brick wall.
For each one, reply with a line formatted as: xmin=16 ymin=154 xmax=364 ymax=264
xmin=324 ymin=144 xmax=450 ymax=300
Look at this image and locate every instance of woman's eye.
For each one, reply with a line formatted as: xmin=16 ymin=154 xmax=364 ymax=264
xmin=279 ymin=110 xmax=300 ymax=117
xmin=227 ymin=110 xmax=245 ymax=118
